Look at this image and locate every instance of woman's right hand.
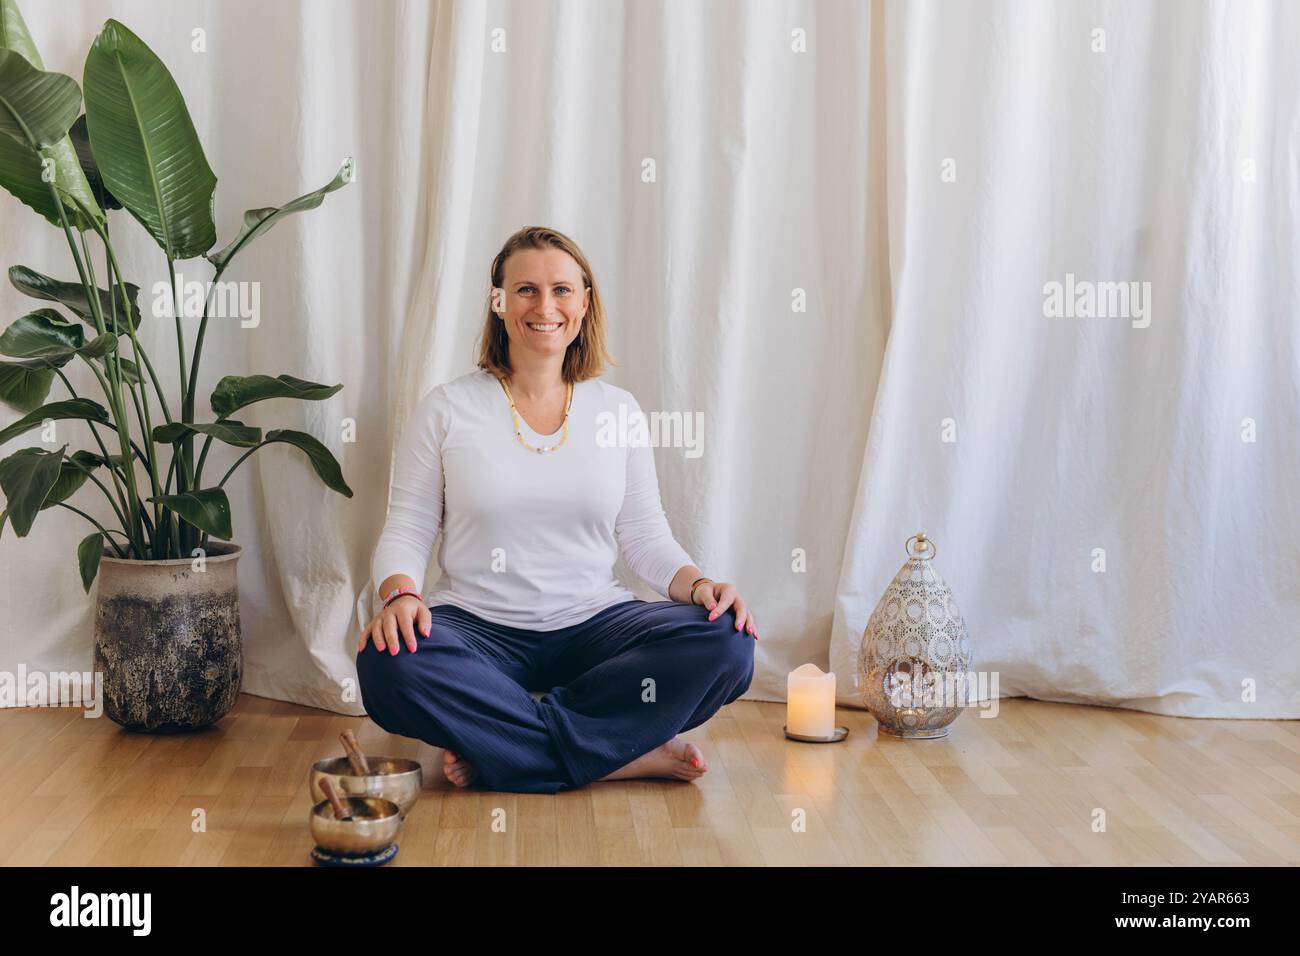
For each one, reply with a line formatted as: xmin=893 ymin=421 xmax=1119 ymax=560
xmin=358 ymin=595 xmax=431 ymax=655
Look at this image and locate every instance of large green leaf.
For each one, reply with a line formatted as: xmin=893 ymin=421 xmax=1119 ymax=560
xmin=0 ymin=308 xmax=82 ymax=413
xmin=0 ymin=133 xmax=103 ymax=230
xmin=77 ymin=530 xmax=103 ymax=591
xmin=0 ymin=396 xmax=110 ymax=445
xmin=0 ymin=307 xmax=82 ymax=355
xmin=0 ymin=362 xmax=53 ymax=411
xmin=0 ymin=48 xmax=80 ymax=149
xmin=72 ymin=332 xmax=117 ymax=359
xmin=148 ymin=487 xmax=231 ymax=539
xmin=0 ymin=0 xmax=43 ymax=65
xmin=0 ymin=1 xmax=103 ymax=230
xmin=0 ymin=443 xmax=63 ymax=535
xmin=0 ymin=308 xmax=117 ymax=372
xmin=210 ymin=373 xmax=342 ymax=417
xmin=0 ymin=133 xmax=60 ymax=222
xmin=68 ymin=113 xmax=119 ymax=209
xmin=83 ymin=19 xmax=216 ymax=259
xmin=77 ymin=447 xmax=130 ymax=480
xmin=263 ymin=428 xmax=353 ymax=497
xmin=0 ymin=331 xmax=116 ymax=367
xmin=42 ymin=448 xmax=101 ymax=509
xmin=9 ymin=264 xmax=141 ymax=329
xmin=208 ymin=158 xmax=354 ymax=271
xmin=153 ymin=419 xmax=261 ymax=447
xmin=0 ymin=328 xmax=114 ymax=413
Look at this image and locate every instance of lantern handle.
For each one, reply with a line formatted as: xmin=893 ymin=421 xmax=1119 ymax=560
xmin=905 ymin=533 xmax=935 ymax=560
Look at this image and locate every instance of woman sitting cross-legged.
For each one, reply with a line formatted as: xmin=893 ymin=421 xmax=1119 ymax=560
xmin=356 ymin=225 xmax=757 ymax=794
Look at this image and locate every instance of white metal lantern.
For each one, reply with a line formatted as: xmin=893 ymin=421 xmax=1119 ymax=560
xmin=857 ymin=533 xmax=971 ymax=738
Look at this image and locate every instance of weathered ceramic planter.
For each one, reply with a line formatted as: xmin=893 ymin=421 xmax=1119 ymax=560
xmin=93 ymin=541 xmax=243 ymax=733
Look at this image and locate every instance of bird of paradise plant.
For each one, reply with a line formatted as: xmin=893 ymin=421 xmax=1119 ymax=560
xmin=0 ymin=0 xmax=354 ymax=589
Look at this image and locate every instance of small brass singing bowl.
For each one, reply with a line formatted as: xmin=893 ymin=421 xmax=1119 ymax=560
xmin=310 ymin=796 xmax=402 ymax=855
xmin=309 ymin=757 xmax=423 ymax=818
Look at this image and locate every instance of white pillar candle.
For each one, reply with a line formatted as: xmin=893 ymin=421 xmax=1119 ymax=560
xmin=787 ymin=663 xmax=836 ymax=737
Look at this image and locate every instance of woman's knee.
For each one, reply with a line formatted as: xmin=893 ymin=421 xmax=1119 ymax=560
xmin=355 ymin=641 xmax=409 ymax=696
xmin=695 ymin=609 xmax=756 ymax=683
xmin=355 ymin=618 xmax=470 ymax=709
xmin=355 ymin=641 xmax=437 ymax=736
xmin=355 ymin=632 xmax=429 ymax=721
xmin=355 ymin=646 xmax=401 ymax=730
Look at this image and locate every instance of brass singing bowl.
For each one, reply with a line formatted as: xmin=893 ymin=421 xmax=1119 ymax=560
xmin=310 ymin=796 xmax=402 ymax=854
xmin=309 ymin=756 xmax=422 ymax=818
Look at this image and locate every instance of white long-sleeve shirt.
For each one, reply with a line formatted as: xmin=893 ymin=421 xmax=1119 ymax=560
xmin=371 ymin=368 xmax=695 ymax=630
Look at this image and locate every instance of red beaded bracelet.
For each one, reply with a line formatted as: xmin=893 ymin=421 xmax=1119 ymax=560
xmin=381 ymin=586 xmax=422 ymax=609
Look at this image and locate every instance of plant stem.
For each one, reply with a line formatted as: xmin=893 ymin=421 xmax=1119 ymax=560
xmin=55 ymin=502 xmax=128 ymax=558
xmin=194 ymin=432 xmax=215 ymax=484
xmin=217 ymin=443 xmax=263 ymax=488
xmin=84 ymin=230 xmax=165 ymax=558
xmin=45 ymin=183 xmax=145 ymax=556
xmin=82 ymin=214 xmax=173 ymax=427
xmin=52 ymin=368 xmax=135 ymax=533
xmin=182 ymin=270 xmax=226 ymax=533
xmin=55 ymin=366 xmax=132 ymax=530
xmin=96 ymin=236 xmax=183 ymax=555
xmin=167 ymin=259 xmax=190 ymax=412
xmin=192 ymin=409 xmax=229 ymax=487
xmin=131 ymin=346 xmax=174 ymax=424
xmin=78 ymin=359 xmax=149 ymax=489
xmin=60 ymin=449 xmax=133 ymax=533
xmin=135 ymin=499 xmax=156 ymax=540
xmin=167 ymin=260 xmax=199 ymax=554
xmin=99 ymin=223 xmax=163 ymax=552
xmin=184 ymin=266 xmax=222 ymax=418
xmin=122 ymin=363 xmax=165 ymax=554
xmin=100 ymin=214 xmax=125 ymax=390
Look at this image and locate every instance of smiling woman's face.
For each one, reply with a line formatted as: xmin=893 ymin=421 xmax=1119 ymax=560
xmin=496 ymin=247 xmax=590 ymax=369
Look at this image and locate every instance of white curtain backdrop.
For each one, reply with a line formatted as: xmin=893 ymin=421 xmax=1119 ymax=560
xmin=2 ymin=1 xmax=1295 ymax=721
xmin=828 ymin=0 xmax=1300 ymax=718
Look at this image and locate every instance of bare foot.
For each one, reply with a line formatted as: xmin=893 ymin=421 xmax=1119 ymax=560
xmin=597 ymin=737 xmax=708 ymax=783
xmin=442 ymin=749 xmax=478 ymax=788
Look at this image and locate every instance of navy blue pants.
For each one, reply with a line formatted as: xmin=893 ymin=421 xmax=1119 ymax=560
xmin=355 ymin=599 xmax=755 ymax=794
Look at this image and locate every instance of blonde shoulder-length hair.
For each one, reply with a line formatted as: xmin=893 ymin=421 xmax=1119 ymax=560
xmin=475 ymin=226 xmax=617 ymax=384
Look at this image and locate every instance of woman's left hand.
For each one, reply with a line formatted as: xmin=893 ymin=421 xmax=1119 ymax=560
xmin=695 ymin=581 xmax=758 ymax=638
